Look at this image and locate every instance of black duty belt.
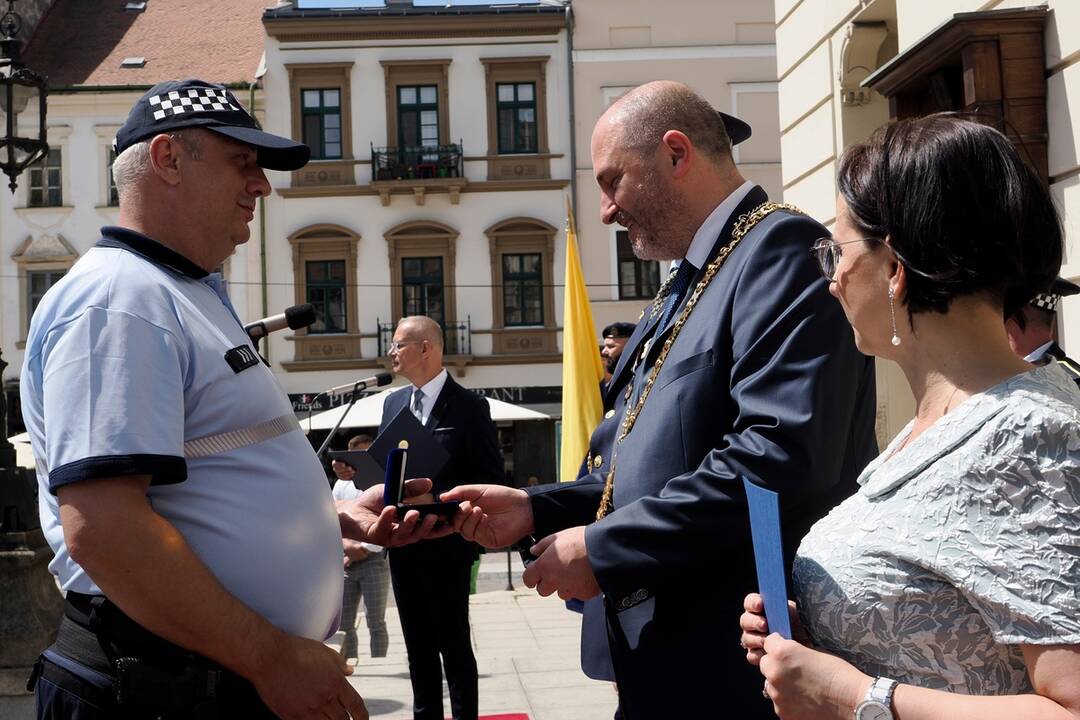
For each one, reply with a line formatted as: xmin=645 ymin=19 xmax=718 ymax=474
xmin=46 ymin=592 xmax=274 ymax=718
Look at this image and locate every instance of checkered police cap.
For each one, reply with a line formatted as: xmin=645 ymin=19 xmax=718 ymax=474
xmin=1030 ymin=276 xmax=1080 ymax=312
xmin=114 ymin=79 xmax=310 ymax=171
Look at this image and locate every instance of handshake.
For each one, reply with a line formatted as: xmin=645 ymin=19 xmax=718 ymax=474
xmin=340 ymin=481 xmax=600 ymax=603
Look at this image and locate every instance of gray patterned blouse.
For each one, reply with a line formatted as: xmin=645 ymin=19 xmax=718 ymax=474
xmin=794 ymin=364 xmax=1080 ymax=695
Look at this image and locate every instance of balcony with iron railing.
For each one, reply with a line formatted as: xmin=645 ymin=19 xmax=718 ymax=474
xmin=377 ymin=317 xmax=472 ymax=358
xmin=370 ymin=143 xmax=467 ymax=206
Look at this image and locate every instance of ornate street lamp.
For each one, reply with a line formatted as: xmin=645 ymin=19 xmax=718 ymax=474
xmin=0 ymin=0 xmax=47 ymax=192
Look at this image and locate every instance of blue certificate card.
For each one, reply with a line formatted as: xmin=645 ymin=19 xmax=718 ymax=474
xmin=742 ymin=477 xmax=792 ymax=639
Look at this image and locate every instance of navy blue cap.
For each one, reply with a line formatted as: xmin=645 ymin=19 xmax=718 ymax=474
xmin=114 ymin=79 xmax=311 ymax=171
xmin=719 ymin=111 xmax=751 ymax=146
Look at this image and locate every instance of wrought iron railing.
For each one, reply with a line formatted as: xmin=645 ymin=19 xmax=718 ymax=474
xmin=378 ymin=317 xmax=472 ymax=357
xmin=371 ymin=142 xmax=464 ymax=181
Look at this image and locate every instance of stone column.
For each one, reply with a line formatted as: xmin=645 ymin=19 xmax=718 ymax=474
xmin=0 ymin=347 xmax=63 ymax=716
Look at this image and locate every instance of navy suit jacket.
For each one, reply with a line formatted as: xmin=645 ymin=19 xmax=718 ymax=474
xmin=528 ymin=187 xmax=878 ymax=719
xmin=383 ymin=373 xmax=502 ymax=565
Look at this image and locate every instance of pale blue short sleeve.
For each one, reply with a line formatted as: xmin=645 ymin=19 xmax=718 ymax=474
xmin=42 ymin=306 xmax=187 ymax=491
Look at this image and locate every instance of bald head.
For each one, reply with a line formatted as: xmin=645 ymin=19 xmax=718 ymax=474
xmin=398 ymin=315 xmax=444 ymax=349
xmin=601 ymin=81 xmax=732 ymax=166
xmin=391 ymin=315 xmax=445 ymax=386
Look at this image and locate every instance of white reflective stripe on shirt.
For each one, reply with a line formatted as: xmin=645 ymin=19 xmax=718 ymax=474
xmin=183 ymin=413 xmax=301 ymax=458
xmin=34 ymin=413 xmax=304 ymax=470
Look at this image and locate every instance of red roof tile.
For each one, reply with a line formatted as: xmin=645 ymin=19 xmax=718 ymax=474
xmin=25 ymin=0 xmax=272 ymax=88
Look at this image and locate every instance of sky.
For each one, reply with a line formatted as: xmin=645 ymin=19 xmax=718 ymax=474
xmin=296 ymin=0 xmax=543 ymax=7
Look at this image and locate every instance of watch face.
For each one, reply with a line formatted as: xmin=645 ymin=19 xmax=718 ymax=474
xmin=856 ymin=701 xmax=892 ymax=720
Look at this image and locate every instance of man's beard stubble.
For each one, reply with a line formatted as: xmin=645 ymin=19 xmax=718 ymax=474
xmin=625 ymin=168 xmax=694 ymax=261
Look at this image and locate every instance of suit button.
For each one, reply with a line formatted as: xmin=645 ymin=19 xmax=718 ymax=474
xmin=593 ymin=455 xmax=603 ymax=468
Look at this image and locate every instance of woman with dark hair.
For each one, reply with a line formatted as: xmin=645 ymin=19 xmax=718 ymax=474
xmin=738 ymin=114 xmax=1080 ymax=720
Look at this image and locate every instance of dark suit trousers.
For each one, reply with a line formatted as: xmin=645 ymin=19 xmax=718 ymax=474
xmin=390 ymin=543 xmax=478 ymax=720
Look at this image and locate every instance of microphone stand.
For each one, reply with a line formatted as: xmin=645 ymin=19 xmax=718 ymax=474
xmin=316 ymin=382 xmax=368 ymax=460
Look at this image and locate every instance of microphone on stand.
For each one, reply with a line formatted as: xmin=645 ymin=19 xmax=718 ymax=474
xmin=313 ymin=372 xmax=395 ymax=459
xmin=324 ymin=372 xmax=394 ymax=398
xmin=244 ymin=303 xmax=317 ymax=341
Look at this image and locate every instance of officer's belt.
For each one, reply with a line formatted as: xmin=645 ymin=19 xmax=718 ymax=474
xmin=55 ymin=592 xmax=262 ymax=715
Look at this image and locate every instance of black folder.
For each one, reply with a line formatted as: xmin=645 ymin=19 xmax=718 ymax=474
xmin=329 ymin=404 xmax=450 ymax=490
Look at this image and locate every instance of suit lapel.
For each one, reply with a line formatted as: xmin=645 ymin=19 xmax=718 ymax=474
xmin=425 ymin=373 xmax=456 ymax=429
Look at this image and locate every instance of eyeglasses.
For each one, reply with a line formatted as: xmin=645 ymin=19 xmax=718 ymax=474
xmin=810 ymin=236 xmax=884 ymax=282
xmin=387 ymin=340 xmax=420 ymax=353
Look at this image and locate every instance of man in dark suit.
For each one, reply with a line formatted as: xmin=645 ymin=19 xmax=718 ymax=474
xmin=383 ymin=315 xmax=502 ymax=720
xmin=1006 ymin=276 xmax=1080 ymax=386
xmin=445 ymin=81 xmax=877 ymax=719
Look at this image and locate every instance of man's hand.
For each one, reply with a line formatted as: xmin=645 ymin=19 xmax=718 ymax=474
xmin=252 ymin=632 xmax=369 ymax=720
xmin=441 ymin=484 xmax=534 ymax=548
xmin=342 ymin=538 xmax=370 ymax=565
xmin=338 ymin=478 xmax=453 ymax=547
xmin=521 ymin=526 xmax=600 ymax=601
xmin=331 ymin=460 xmax=356 ymax=483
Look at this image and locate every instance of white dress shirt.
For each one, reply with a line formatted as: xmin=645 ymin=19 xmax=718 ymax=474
xmin=411 ymin=368 xmax=448 ymax=426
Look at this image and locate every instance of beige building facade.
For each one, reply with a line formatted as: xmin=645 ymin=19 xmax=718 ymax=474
xmin=571 ymin=0 xmax=783 ymax=330
xmin=774 ymin=0 xmax=1079 ymax=446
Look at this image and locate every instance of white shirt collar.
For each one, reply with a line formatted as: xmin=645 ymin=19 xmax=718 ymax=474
xmin=1024 ymin=340 xmax=1054 ymax=364
xmin=412 ymin=368 xmax=448 ymax=424
xmin=682 ymin=180 xmax=755 ymax=270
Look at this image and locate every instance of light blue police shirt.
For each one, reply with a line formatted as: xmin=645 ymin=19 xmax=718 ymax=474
xmin=20 ymin=227 xmax=344 ymax=641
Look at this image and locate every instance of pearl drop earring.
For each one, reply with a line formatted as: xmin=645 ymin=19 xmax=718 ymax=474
xmin=888 ymin=286 xmax=901 ymax=346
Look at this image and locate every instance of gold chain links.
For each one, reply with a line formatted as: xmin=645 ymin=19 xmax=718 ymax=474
xmin=596 ymin=202 xmax=805 ymax=519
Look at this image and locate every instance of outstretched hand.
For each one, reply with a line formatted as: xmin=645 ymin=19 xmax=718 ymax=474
xmin=441 ymin=484 xmax=534 ymax=548
xmin=338 ymin=478 xmax=453 ymax=548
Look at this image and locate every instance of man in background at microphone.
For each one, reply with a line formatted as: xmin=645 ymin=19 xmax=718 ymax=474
xmin=20 ymin=79 xmax=443 ymax=720
xmin=382 ymin=316 xmax=503 ymax=720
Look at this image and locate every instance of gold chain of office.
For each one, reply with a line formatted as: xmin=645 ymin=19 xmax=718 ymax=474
xmin=596 ymin=201 xmax=806 ymax=520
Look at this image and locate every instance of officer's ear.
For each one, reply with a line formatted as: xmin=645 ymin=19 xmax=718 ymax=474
xmin=147 ymin=134 xmax=184 ymax=187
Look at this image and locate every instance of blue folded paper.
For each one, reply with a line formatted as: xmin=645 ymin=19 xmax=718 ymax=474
xmin=742 ymin=477 xmax=792 ymax=639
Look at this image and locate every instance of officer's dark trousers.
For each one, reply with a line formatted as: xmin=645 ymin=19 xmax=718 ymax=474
xmin=390 ymin=546 xmax=478 ymax=720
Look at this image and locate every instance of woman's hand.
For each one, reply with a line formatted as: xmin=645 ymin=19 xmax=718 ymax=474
xmin=739 ymin=593 xmax=810 ymax=665
xmin=759 ymin=634 xmax=870 ymax=720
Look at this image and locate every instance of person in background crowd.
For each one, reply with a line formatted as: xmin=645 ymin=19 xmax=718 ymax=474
xmin=740 ymin=114 xmax=1080 ymax=720
xmin=332 ymin=433 xmax=391 ymax=666
xmin=1005 ymin=276 xmax=1080 ymax=386
xmin=20 ymin=78 xmax=441 ymax=720
xmin=384 ymin=315 xmax=503 ymax=720
xmin=444 ymin=80 xmax=877 ymax=719
xmin=599 ymin=322 xmax=636 ymax=397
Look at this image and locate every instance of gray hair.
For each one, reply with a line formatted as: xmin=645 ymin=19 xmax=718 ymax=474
xmin=610 ymin=82 xmax=731 ymax=164
xmin=112 ymin=130 xmax=203 ymax=202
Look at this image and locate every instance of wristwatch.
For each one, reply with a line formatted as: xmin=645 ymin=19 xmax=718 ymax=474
xmin=854 ymin=677 xmax=897 ymax=720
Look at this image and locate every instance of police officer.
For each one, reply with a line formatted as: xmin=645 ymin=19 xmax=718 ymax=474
xmin=600 ymin=322 xmax=636 ymax=397
xmin=21 ymin=79 xmax=440 ymax=720
xmin=1006 ymin=276 xmax=1080 ymax=386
